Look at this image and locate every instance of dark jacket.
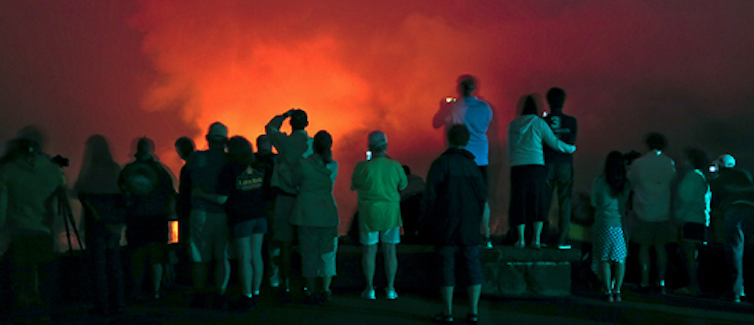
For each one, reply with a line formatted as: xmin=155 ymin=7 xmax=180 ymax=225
xmin=420 ymin=148 xmax=486 ymax=246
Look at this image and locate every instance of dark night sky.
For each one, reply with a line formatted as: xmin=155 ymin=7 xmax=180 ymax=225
xmin=2 ymin=0 xmax=754 ymax=235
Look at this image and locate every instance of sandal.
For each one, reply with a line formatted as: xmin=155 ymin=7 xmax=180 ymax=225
xmin=514 ymin=241 xmax=525 ymax=249
xmin=613 ymin=291 xmax=622 ymax=302
xmin=466 ymin=313 xmax=479 ymax=325
xmin=431 ymin=313 xmax=454 ymax=324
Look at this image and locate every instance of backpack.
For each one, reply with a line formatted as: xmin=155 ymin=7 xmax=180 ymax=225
xmin=123 ymin=161 xmax=158 ymax=195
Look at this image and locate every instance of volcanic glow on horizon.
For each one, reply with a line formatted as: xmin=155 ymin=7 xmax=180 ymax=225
xmin=3 ymin=1 xmax=754 ymax=240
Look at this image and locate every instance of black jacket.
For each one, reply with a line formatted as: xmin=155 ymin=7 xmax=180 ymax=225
xmin=420 ymin=148 xmax=486 ymax=246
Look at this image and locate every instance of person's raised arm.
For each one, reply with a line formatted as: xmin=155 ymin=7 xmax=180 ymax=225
xmin=266 ymin=109 xmax=295 ymax=135
xmin=432 ymin=100 xmax=453 ymax=129
xmin=540 ymin=118 xmax=576 ymax=154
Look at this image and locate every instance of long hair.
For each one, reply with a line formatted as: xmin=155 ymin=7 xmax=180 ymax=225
xmin=604 ymin=151 xmax=627 ymax=197
xmin=75 ymin=135 xmax=121 ymax=194
xmin=227 ymin=136 xmax=255 ymax=166
xmin=313 ymin=131 xmax=333 ymax=164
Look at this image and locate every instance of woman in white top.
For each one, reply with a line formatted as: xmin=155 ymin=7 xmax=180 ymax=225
xmin=507 ymin=95 xmax=576 ymax=249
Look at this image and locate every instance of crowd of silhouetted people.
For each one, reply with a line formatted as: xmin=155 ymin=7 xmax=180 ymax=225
xmin=2 ymin=75 xmax=754 ymax=324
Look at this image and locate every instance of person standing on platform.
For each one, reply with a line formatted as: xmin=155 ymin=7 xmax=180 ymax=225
xmin=433 ymin=75 xmax=494 ymax=247
xmin=507 ymin=95 xmax=576 ymax=249
xmin=291 ymin=131 xmax=339 ymax=305
xmin=186 ymin=122 xmax=230 ymax=308
xmin=543 ymin=87 xmax=578 ymax=250
xmin=421 ymin=124 xmax=486 ymax=325
xmin=266 ymin=109 xmax=313 ymax=302
xmin=591 ymin=151 xmax=630 ymax=303
xmin=351 ymin=131 xmax=408 ymax=300
xmin=628 ymin=132 xmax=675 ymax=294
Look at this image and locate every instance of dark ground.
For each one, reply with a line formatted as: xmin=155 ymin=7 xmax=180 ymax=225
xmin=2 ymin=242 xmax=753 ymax=325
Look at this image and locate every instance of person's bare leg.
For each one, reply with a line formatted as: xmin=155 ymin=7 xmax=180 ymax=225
xmin=614 ymin=262 xmax=626 ymax=293
xmin=362 ymin=244 xmax=378 ymax=291
xmin=638 ymin=244 xmax=650 ymax=287
xmin=516 ymin=224 xmax=525 ymax=247
xmin=215 ymin=243 xmax=231 ymax=295
xmin=382 ymin=242 xmax=398 ymax=291
xmin=656 ymin=244 xmax=668 ymax=289
xmin=468 ymin=284 xmax=481 ymax=315
xmin=483 ymin=202 xmax=491 ymax=239
xmin=322 ymin=276 xmax=332 ymax=293
xmin=280 ymin=241 xmax=292 ymax=290
xmin=235 ymin=237 xmax=252 ymax=297
xmin=440 ymin=286 xmax=454 ymax=316
xmin=599 ymin=261 xmax=612 ymax=293
xmin=305 ymin=277 xmax=317 ymax=296
xmin=533 ymin=221 xmax=544 ymax=247
xmin=250 ymin=234 xmax=265 ymax=295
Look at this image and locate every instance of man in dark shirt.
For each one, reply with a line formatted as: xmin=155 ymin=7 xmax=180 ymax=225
xmin=186 ymin=122 xmax=230 ymax=308
xmin=420 ymin=124 xmax=486 ymax=324
xmin=543 ymin=87 xmax=578 ymax=249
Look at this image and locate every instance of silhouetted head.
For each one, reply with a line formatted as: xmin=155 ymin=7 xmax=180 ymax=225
xmin=402 ymin=165 xmax=411 ymax=176
xmin=368 ymin=131 xmax=388 ymax=155
xmin=313 ymin=130 xmax=333 ymax=163
xmin=643 ymin=132 xmax=668 ymax=151
xmin=457 ymin=75 xmax=477 ymax=98
xmin=84 ymin=135 xmax=115 ymax=165
xmin=604 ymin=151 xmax=627 ymax=197
xmin=256 ymin=134 xmax=272 ymax=155
xmin=16 ymin=125 xmax=46 ymax=151
xmin=546 ymin=87 xmax=566 ymax=109
xmin=135 ymin=137 xmax=155 ymax=161
xmin=290 ymin=110 xmax=309 ymax=130
xmin=521 ymin=95 xmax=538 ymax=115
xmin=174 ymin=137 xmax=195 ymax=161
xmin=684 ymin=148 xmax=709 ymax=171
xmin=227 ymin=136 xmax=254 ymax=166
xmin=447 ymin=124 xmax=470 ymax=148
xmin=206 ymin=122 xmax=228 ymax=150
xmin=0 ymin=137 xmax=41 ymax=165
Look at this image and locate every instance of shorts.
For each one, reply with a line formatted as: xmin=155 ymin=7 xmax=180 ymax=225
xmin=631 ymin=219 xmax=669 ymax=246
xmin=437 ymin=245 xmax=484 ymax=287
xmin=189 ymin=210 xmax=229 ymax=263
xmin=681 ymin=222 xmax=709 ymax=243
xmin=593 ymin=226 xmax=627 ymax=263
xmin=272 ymin=194 xmax=296 ymax=242
xmin=360 ymin=226 xmax=401 ymax=246
xmin=298 ymin=226 xmax=338 ymax=278
xmin=230 ymin=218 xmax=268 ymax=239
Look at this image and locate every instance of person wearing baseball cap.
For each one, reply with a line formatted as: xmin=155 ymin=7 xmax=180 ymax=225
xmin=186 ymin=121 xmax=231 ymax=308
xmin=351 ymin=130 xmax=408 ymax=301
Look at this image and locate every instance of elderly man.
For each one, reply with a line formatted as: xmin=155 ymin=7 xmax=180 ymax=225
xmin=351 ymin=131 xmax=408 ymax=300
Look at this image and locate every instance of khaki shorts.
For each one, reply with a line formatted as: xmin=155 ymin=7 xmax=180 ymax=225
xmin=360 ymin=226 xmax=401 ymax=246
xmin=272 ymin=194 xmax=297 ymax=242
xmin=631 ymin=219 xmax=669 ymax=246
xmin=189 ymin=210 xmax=229 ymax=263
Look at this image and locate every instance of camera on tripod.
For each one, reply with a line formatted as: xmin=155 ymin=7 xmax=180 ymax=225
xmin=52 ymin=155 xmax=69 ymax=168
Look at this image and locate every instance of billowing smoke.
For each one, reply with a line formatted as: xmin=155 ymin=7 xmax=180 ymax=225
xmin=3 ymin=0 xmax=754 ymax=239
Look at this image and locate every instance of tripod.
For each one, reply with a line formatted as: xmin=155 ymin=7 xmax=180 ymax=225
xmin=57 ymin=187 xmax=84 ymax=255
